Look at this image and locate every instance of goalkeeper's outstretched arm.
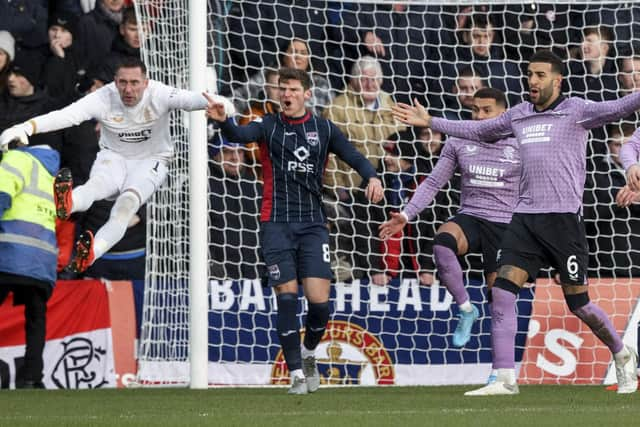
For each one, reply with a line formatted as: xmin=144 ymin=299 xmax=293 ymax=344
xmin=0 ymin=90 xmax=104 ymax=149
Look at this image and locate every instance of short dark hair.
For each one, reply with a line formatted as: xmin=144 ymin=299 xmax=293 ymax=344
xmin=278 ymin=67 xmax=312 ymax=90
xmin=473 ymin=87 xmax=507 ymax=108
xmin=584 ymin=25 xmax=614 ymax=43
xmin=458 ymin=65 xmax=480 ymax=79
xmin=122 ymin=7 xmax=137 ymax=26
xmin=608 ymin=121 xmax=636 ymax=138
xmin=529 ymin=50 xmax=564 ymax=75
xmin=465 ymin=14 xmax=491 ymax=31
xmin=115 ymin=56 xmax=147 ymax=75
xmin=265 ymin=68 xmax=279 ymax=81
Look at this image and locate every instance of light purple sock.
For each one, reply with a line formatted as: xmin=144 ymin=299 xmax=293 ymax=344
xmin=573 ymin=302 xmax=624 ymax=354
xmin=491 ymin=287 xmax=517 ymax=369
xmin=433 ymin=244 xmax=468 ymax=306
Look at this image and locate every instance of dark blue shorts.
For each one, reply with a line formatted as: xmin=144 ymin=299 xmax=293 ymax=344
xmin=260 ymin=222 xmax=332 ymax=286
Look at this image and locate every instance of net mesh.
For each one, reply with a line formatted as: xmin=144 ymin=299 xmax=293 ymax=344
xmin=135 ymin=1 xmax=640 ymax=386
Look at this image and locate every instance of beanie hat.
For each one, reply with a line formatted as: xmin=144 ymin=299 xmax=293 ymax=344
xmin=11 ymin=51 xmax=43 ymax=88
xmin=0 ymin=31 xmax=15 ymax=62
xmin=49 ymin=12 xmax=78 ymax=37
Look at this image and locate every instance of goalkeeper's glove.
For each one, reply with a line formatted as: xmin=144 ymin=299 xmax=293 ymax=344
xmin=0 ymin=122 xmax=33 ymax=152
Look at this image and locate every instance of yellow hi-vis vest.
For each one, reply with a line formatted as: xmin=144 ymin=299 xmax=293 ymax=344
xmin=0 ymin=149 xmax=57 ymax=283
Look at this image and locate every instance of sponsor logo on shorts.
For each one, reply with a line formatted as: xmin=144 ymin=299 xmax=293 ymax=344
xmin=271 ymin=320 xmax=395 ymax=385
xmin=268 ymin=264 xmax=280 ymax=281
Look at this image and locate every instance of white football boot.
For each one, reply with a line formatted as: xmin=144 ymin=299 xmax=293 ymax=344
xmin=464 ymin=368 xmax=519 ymax=396
xmin=614 ymin=345 xmax=638 ymax=394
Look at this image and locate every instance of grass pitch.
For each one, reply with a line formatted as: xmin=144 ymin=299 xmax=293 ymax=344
xmin=0 ymin=385 xmax=637 ymax=427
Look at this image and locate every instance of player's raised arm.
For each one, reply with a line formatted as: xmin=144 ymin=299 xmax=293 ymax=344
xmin=0 ymin=90 xmax=105 ymax=149
xmin=578 ymin=91 xmax=640 ymax=130
xmin=393 ymin=98 xmax=513 ymax=143
xmin=620 ymin=128 xmax=640 ymax=191
xmin=326 ymin=121 xmax=382 ymax=203
xmin=392 ymin=99 xmax=432 ymax=127
xmin=379 ymin=138 xmax=458 ymax=240
xmin=204 ymin=92 xmax=263 ymax=144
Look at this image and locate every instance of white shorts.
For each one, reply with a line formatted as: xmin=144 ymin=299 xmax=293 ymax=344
xmin=89 ymin=150 xmax=169 ymax=204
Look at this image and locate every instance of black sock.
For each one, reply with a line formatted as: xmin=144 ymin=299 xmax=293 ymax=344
xmin=303 ymin=301 xmax=330 ymax=351
xmin=277 ymin=293 xmax=301 ymax=371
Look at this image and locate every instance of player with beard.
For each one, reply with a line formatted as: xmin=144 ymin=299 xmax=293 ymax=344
xmin=393 ymin=50 xmax=640 ymax=395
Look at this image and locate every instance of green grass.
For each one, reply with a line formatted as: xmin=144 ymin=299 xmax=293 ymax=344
xmin=0 ymin=386 xmax=638 ymax=427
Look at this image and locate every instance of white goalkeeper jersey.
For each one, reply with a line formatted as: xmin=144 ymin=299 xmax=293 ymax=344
xmin=29 ymin=80 xmax=209 ymax=161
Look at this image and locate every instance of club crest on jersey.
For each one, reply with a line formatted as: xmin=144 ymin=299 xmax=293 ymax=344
xmin=268 ymin=264 xmax=280 ymax=280
xmin=144 ymin=107 xmax=154 ymax=122
xmin=306 ymin=131 xmax=319 ymax=146
xmin=111 ymin=113 xmax=124 ymax=123
xmin=499 ymin=146 xmax=519 ymax=164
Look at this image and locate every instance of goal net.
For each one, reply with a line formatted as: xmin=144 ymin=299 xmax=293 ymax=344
xmin=135 ymin=0 xmax=640 ymax=387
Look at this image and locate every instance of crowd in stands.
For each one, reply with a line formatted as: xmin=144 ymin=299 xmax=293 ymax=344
xmin=2 ymin=1 xmax=640 ymax=284
xmin=213 ymin=2 xmax=640 ymax=282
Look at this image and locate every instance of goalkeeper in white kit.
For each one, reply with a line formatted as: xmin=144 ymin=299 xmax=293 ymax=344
xmin=0 ymin=57 xmax=231 ymax=273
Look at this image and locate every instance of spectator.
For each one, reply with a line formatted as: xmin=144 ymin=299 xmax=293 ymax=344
xmin=501 ymin=3 xmax=584 ymax=61
xmin=322 ymin=56 xmax=404 ymax=280
xmin=100 ymin=6 xmax=141 ymax=83
xmin=618 ymin=49 xmax=640 ymax=97
xmin=74 ymin=0 xmax=124 ymax=80
xmin=441 ymin=13 xmax=523 ymax=107
xmin=237 ymin=68 xmax=280 ymax=179
xmin=224 ymin=0 xmax=342 ymax=91
xmin=233 ymin=37 xmax=332 ymax=116
xmin=0 ymin=143 xmax=60 ymax=389
xmin=51 ymin=0 xmax=86 ymax=17
xmin=238 ymin=69 xmax=280 ymax=125
xmin=566 ymin=26 xmax=619 ymax=103
xmin=443 ymin=66 xmax=486 ymax=120
xmin=0 ymin=30 xmax=14 ymax=94
xmin=581 ymin=4 xmax=640 ymax=54
xmin=357 ymin=137 xmax=419 ymax=285
xmin=0 ymin=52 xmax=62 ymax=152
xmin=0 ymin=0 xmax=48 ymax=49
xmin=224 ymin=1 xmax=279 ymax=85
xmin=42 ymin=12 xmax=81 ymax=105
xmin=584 ymin=122 xmax=640 ymax=277
xmin=323 ymin=56 xmax=404 ymax=193
xmin=208 ymin=135 xmax=262 ymax=281
xmin=341 ymin=2 xmax=443 ymax=106
xmin=567 ymin=26 xmax=620 ymax=157
xmin=413 ymin=127 xmax=445 ymax=180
